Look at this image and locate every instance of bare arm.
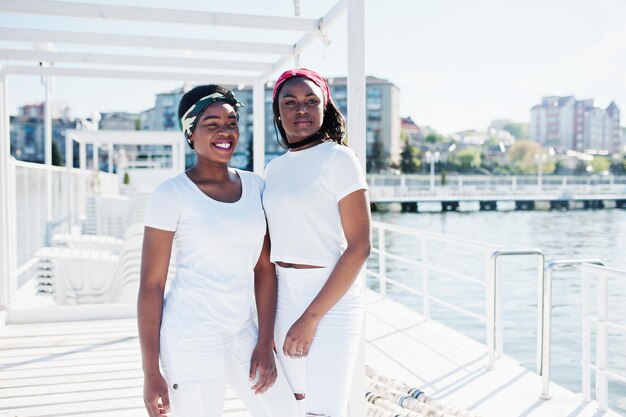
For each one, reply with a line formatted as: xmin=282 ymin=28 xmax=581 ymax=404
xmin=138 ymin=226 xmax=174 ymax=416
xmin=283 ymin=189 xmax=371 ymax=357
xmin=249 ymin=233 xmax=279 ymax=394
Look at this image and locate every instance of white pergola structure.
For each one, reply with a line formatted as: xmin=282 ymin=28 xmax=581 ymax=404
xmin=65 ymin=129 xmax=186 ymax=174
xmin=0 ymin=0 xmax=366 ymax=413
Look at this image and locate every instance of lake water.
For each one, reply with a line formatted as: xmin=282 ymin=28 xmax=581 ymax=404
xmin=369 ymin=208 xmax=626 ymax=413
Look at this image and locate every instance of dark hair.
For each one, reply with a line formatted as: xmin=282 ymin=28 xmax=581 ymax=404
xmin=272 ymin=77 xmax=346 ymax=149
xmin=178 ymin=84 xmax=239 ymax=149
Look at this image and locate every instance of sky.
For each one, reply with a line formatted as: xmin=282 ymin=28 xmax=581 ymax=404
xmin=2 ymin=0 xmax=625 ymax=134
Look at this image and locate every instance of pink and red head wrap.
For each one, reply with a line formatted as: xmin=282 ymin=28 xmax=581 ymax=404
xmin=272 ymin=68 xmax=331 ymax=106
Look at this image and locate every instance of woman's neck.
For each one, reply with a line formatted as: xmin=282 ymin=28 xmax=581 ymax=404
xmin=287 ymin=133 xmax=324 ymax=151
xmin=187 ymin=161 xmax=231 ymax=183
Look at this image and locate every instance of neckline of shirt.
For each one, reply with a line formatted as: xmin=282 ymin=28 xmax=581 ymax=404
xmin=284 ymin=140 xmax=334 ymax=157
xmin=182 ymin=168 xmax=246 ymax=205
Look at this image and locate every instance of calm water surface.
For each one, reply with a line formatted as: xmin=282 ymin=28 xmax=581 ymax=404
xmin=370 ymin=209 xmax=626 ymax=412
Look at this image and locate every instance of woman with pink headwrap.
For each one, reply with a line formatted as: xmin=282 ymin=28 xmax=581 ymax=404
xmin=263 ymin=68 xmax=372 ymax=417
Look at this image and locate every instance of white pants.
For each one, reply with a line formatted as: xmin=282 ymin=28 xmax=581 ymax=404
xmin=275 ymin=265 xmax=364 ymax=417
xmin=160 ymin=316 xmax=298 ymax=417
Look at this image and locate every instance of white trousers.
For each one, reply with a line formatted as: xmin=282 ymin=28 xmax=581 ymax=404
xmin=160 ymin=316 xmax=298 ymax=417
xmin=275 ymin=265 xmax=364 ymax=417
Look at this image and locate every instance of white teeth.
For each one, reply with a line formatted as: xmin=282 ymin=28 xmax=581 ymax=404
xmin=214 ymin=142 xmax=232 ymax=149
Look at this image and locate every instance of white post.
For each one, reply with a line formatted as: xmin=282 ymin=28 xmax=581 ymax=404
xmin=66 ymin=133 xmax=75 ymax=230
xmin=581 ymin=271 xmax=591 ymax=402
xmin=378 ymin=227 xmax=386 ymax=297
xmin=79 ymin=141 xmax=86 ymax=170
xmin=92 ymin=142 xmax=99 ymax=171
xmin=179 ymin=141 xmax=186 ymax=171
xmin=252 ymin=78 xmax=266 ymax=176
xmin=0 ymin=69 xmax=10 ymax=310
xmin=107 ymin=142 xmax=113 ymax=173
xmin=540 ymin=268 xmax=553 ymax=399
xmin=0 ymin=69 xmax=17 ymax=311
xmin=487 ymin=254 xmax=496 ymax=368
xmin=422 ymin=237 xmax=430 ymax=319
xmin=347 ymin=0 xmax=366 ymax=415
xmin=44 ymin=76 xmax=53 ymax=225
xmin=595 ymin=273 xmax=608 ymax=411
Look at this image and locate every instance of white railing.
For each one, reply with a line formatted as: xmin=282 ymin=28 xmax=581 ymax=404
xmin=367 ymin=174 xmax=626 ymax=199
xmin=369 ymin=221 xmax=626 ymax=413
xmin=488 ymin=249 xmax=544 ymax=369
xmin=540 ymin=263 xmax=626 ymax=411
xmin=12 ymin=160 xmax=118 ymax=288
xmin=368 ymin=221 xmax=501 ymax=337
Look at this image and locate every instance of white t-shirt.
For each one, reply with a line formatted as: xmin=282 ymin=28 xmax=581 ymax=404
xmin=263 ymin=141 xmax=368 ymax=268
xmin=144 ymin=169 xmax=266 ymax=332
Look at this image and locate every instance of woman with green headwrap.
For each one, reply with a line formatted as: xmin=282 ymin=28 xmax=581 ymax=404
xmin=138 ymin=85 xmax=297 ymax=417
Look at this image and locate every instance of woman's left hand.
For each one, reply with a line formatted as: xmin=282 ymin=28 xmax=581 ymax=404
xmin=283 ymin=314 xmax=319 ymax=359
xmin=249 ymin=343 xmax=278 ymax=394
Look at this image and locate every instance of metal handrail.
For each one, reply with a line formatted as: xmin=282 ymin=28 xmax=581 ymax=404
xmin=538 ymin=259 xmax=603 ymax=400
xmin=580 ymin=263 xmax=626 ymax=411
xmin=371 ymin=222 xmax=498 ymax=323
xmin=488 ymin=249 xmax=545 ymax=369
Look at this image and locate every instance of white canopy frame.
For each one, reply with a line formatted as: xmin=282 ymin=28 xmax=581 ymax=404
xmin=0 ymin=1 xmax=366 ymax=412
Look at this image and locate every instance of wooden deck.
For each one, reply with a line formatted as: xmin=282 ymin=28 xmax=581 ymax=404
xmin=0 ymin=291 xmax=622 ymax=417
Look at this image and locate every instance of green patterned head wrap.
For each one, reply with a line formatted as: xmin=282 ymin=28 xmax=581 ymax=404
xmin=179 ymin=91 xmax=244 ymax=139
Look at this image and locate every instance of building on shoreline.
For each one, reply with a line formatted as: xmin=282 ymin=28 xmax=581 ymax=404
xmin=530 ymin=96 xmax=621 ymax=153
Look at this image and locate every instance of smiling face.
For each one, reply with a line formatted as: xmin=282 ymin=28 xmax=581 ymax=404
xmin=277 ymin=77 xmax=325 ymax=144
xmin=190 ymin=101 xmax=239 ymax=165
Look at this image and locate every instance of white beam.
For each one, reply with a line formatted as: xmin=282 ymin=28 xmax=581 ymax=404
xmin=319 ymin=0 xmax=348 ymax=32
xmin=293 ymin=0 xmax=347 ymax=56
xmin=0 ymin=0 xmax=319 ymax=32
xmin=3 ymin=65 xmax=256 ymax=84
xmin=346 ymin=2 xmax=366 ymax=164
xmin=0 ymin=49 xmax=275 ymax=73
xmin=65 ymin=130 xmax=75 ymax=231
xmin=252 ymin=79 xmax=266 ymax=176
xmin=67 ymin=130 xmax=182 ymax=146
xmin=108 ymin=142 xmax=113 ymax=173
xmin=0 ymin=69 xmax=9 ymax=309
xmin=0 ymin=28 xmax=294 ymax=56
xmin=346 ymin=1 xmax=366 ymax=417
xmin=0 ymin=69 xmax=16 ymax=310
xmin=44 ymin=75 xmax=53 ymax=223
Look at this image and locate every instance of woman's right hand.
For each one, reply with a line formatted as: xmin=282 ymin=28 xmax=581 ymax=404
xmin=143 ymin=370 xmax=170 ymax=417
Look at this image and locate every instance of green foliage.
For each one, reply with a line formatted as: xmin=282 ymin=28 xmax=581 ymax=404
xmin=506 ymin=140 xmax=555 ymax=174
xmin=485 ymin=136 xmax=500 ymax=148
xmin=366 ymin=138 xmax=388 ymax=173
xmin=399 ymin=138 xmax=421 ymax=173
xmin=502 ymin=122 xmax=529 ymax=139
xmin=51 ymin=140 xmax=64 ymax=167
xmin=449 ymin=148 xmax=482 ymax=169
xmin=590 ymin=156 xmax=610 ymax=174
xmin=425 ymin=132 xmax=446 ymax=144
xmin=123 ymin=171 xmax=130 ymax=185
xmin=135 ymin=118 xmax=141 ymax=131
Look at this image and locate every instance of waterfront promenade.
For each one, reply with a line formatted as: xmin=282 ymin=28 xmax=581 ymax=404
xmin=368 ymin=174 xmax=626 ymax=212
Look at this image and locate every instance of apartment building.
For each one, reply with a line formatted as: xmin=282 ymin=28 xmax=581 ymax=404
xmin=530 ymin=95 xmax=621 ymax=153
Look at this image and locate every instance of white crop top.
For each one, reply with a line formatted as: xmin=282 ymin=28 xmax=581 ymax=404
xmin=144 ymin=169 xmax=266 ymax=332
xmin=263 ymin=141 xmax=368 ymax=268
